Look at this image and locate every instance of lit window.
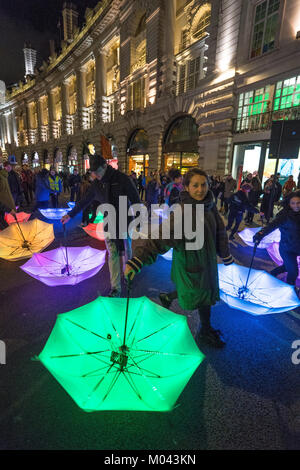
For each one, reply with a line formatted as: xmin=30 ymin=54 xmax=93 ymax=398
xmin=194 ymin=10 xmax=210 ymax=40
xmin=250 ymin=0 xmax=280 ymax=58
xmin=273 ymin=75 xmax=300 ymax=110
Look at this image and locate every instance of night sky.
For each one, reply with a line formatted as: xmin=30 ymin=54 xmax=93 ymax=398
xmin=0 ymin=0 xmax=100 ymax=86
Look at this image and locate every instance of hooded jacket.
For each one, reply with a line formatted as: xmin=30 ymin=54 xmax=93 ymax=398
xmin=0 ymin=172 xmax=16 ymax=212
xmin=128 ymin=190 xmax=233 ymax=309
xmin=257 ymin=207 xmax=300 ymax=253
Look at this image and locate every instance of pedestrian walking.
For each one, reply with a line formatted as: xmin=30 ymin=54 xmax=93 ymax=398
xmin=223 ymin=174 xmax=237 ymax=215
xmin=226 ymin=183 xmax=259 ymax=240
xmin=35 ymin=169 xmax=51 ymax=209
xmin=124 ymin=168 xmax=234 ymax=348
xmin=164 ymin=169 xmax=183 ymax=206
xmin=61 ymin=154 xmax=141 ymax=297
xmin=69 ymin=169 xmax=81 ymax=202
xmin=49 ymin=167 xmax=62 ymax=208
xmin=253 ymin=190 xmax=300 ymax=293
xmin=3 ymin=160 xmax=23 ymax=207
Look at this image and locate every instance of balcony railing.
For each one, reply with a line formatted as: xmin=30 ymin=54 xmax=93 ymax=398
xmin=233 ymin=105 xmax=300 ymax=133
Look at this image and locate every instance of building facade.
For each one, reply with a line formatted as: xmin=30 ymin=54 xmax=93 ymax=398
xmin=0 ymin=0 xmax=300 ymax=181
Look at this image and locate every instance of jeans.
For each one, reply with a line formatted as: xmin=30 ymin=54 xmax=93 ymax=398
xmin=226 ymin=210 xmax=243 ymax=236
xmin=105 ymin=237 xmax=132 ymax=293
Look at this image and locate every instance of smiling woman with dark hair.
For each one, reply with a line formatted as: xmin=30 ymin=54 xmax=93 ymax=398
xmin=125 ymin=168 xmax=234 ymax=348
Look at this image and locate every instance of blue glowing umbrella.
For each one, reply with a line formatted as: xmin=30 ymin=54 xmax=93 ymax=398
xmin=67 ymin=202 xmax=76 ymax=209
xmin=39 ymin=208 xmax=72 ymax=220
xmin=218 ymin=263 xmax=300 ymax=314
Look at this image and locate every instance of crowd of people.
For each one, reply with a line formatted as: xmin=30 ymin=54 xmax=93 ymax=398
xmin=1 ymin=154 xmax=300 ymax=348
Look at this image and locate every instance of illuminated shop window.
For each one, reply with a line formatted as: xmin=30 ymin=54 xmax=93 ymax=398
xmin=250 ymin=0 xmax=280 ymax=58
xmin=236 ymin=86 xmax=271 ymax=130
xmin=273 ymin=76 xmax=300 ymax=111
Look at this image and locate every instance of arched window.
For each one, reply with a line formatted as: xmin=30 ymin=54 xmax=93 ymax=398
xmin=192 ymin=3 xmax=211 ymax=41
xmin=135 ymin=13 xmax=146 ymax=37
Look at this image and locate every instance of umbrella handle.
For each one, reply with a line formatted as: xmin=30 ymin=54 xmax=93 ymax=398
xmin=122 ymin=278 xmax=133 ymax=348
xmin=244 ymin=243 xmax=258 ymax=292
xmin=13 ymin=213 xmax=26 ymax=243
xmin=63 ymin=224 xmax=70 ymax=276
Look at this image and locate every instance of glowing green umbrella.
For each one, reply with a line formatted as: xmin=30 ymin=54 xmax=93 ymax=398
xmin=38 ymin=296 xmax=204 ymax=412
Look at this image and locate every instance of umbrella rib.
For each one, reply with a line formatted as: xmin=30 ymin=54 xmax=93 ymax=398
xmin=122 ymin=370 xmax=144 ymax=400
xmin=82 ymin=362 xmax=116 ymax=378
xmin=85 ymin=363 xmax=116 ymax=403
xmin=101 ymin=369 xmax=122 ymax=402
xmin=63 ymin=318 xmax=109 ymax=341
xmin=134 ymin=321 xmax=179 ymax=344
xmin=50 ymin=349 xmax=111 ymax=359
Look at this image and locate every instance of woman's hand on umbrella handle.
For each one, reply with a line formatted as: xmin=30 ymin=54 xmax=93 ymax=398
xmin=124 ymin=264 xmax=136 ymax=282
xmin=61 ymin=215 xmax=71 ymax=225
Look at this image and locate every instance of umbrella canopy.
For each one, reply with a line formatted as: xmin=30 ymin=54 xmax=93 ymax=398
xmin=38 ymin=296 xmax=204 ymax=412
xmin=67 ymin=202 xmax=76 ymax=209
xmin=39 ymin=208 xmax=71 ymax=220
xmin=267 ymin=241 xmax=300 ymax=272
xmin=238 ymin=227 xmax=280 ymax=249
xmin=82 ymin=222 xmax=105 ymax=241
xmin=160 ymin=248 xmax=173 ymax=261
xmin=21 ymin=246 xmax=106 ymax=286
xmin=218 ymin=263 xmax=300 ymax=314
xmin=0 ymin=219 xmax=54 ymax=261
xmin=5 ymin=212 xmax=31 ymax=225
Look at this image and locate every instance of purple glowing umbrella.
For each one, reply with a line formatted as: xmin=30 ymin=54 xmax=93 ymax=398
xmin=267 ymin=242 xmax=300 ymax=275
xmin=238 ymin=227 xmax=281 ymax=249
xmin=20 ymin=246 xmax=106 ymax=286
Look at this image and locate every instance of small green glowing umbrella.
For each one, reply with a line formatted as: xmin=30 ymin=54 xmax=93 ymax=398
xmin=38 ymin=296 xmax=204 ymax=412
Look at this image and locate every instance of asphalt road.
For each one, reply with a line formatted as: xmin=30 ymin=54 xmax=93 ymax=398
xmin=0 ymin=201 xmax=299 ymax=450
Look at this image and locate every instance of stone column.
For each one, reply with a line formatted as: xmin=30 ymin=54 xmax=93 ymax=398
xmin=11 ymin=108 xmax=18 ymax=146
xmin=94 ymin=49 xmax=107 ymax=123
xmin=37 ymin=97 xmax=44 ymax=142
xmin=161 ymin=0 xmax=176 ymax=96
xmin=76 ymin=66 xmax=87 ymax=130
xmin=48 ymin=90 xmax=56 ymax=139
xmin=61 ymin=79 xmax=69 ymax=134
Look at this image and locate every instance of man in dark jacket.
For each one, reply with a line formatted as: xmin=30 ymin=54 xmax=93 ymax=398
xmin=69 ymin=169 xmax=81 ymax=202
xmin=3 ymin=161 xmax=23 ymax=206
xmin=61 ymin=154 xmax=141 ymax=297
xmin=226 ymin=183 xmax=259 ymax=240
xmin=0 ymin=170 xmax=16 ymax=229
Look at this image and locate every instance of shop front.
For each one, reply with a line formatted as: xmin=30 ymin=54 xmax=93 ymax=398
xmin=232 ymin=140 xmax=300 ymax=188
xmin=21 ymin=152 xmax=29 ymax=166
xmin=54 ymin=148 xmax=63 ymax=173
xmin=31 ymin=151 xmax=40 ymax=168
xmin=127 ymin=129 xmax=149 ymax=176
xmin=162 ymin=116 xmax=199 ymax=174
xmin=43 ymin=150 xmax=51 ymax=170
xmin=67 ymin=145 xmax=78 ymax=174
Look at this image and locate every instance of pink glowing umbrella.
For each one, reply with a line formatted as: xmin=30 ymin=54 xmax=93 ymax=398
xmin=238 ymin=227 xmax=281 ymax=249
xmin=82 ymin=223 xmax=105 ymax=241
xmin=21 ymin=246 xmax=106 ymax=286
xmin=5 ymin=212 xmax=31 ymax=225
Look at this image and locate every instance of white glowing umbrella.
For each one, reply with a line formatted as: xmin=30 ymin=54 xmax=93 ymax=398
xmin=238 ymin=227 xmax=281 ymax=249
xmin=39 ymin=208 xmax=71 ymax=220
xmin=218 ymin=263 xmax=300 ymax=315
